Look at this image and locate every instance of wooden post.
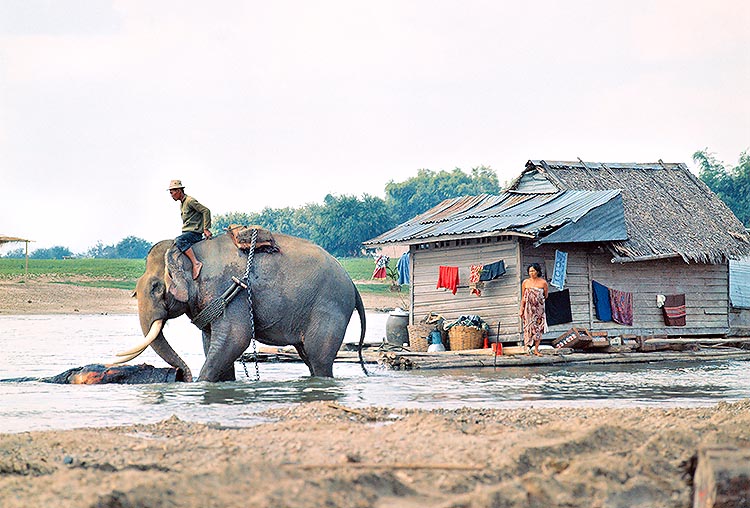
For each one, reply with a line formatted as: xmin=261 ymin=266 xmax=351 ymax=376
xmin=24 ymin=241 xmax=29 ymax=282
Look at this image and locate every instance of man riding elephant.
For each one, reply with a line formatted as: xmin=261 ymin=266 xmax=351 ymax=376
xmin=168 ymin=179 xmax=212 ymax=279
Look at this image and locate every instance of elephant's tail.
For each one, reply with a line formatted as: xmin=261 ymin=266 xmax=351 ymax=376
xmin=354 ymin=286 xmax=368 ymax=376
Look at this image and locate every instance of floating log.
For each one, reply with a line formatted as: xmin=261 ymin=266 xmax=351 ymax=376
xmin=693 ymin=446 xmax=750 ymax=508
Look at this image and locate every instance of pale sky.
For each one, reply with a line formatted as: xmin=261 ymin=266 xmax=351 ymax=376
xmin=1 ymin=1 xmax=749 ymax=253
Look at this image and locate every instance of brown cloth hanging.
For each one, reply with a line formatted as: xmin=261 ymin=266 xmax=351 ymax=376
xmin=662 ymin=294 xmax=686 ymax=326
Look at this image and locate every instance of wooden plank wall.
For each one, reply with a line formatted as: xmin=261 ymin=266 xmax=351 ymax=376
xmin=520 ymin=242 xmax=730 ymax=338
xmin=588 ymin=253 xmax=729 ymax=336
xmin=410 ymin=236 xmax=522 ymax=343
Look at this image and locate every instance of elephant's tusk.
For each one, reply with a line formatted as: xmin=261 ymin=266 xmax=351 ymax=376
xmin=107 ymin=349 xmax=145 ymax=365
xmin=116 ymin=319 xmax=164 ymax=357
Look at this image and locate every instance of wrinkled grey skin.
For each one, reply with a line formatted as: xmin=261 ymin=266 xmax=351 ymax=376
xmin=134 ymin=233 xmax=366 ymax=382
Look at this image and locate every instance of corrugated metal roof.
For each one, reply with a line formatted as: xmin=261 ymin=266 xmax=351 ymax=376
xmin=365 ymin=190 xmax=623 ymax=245
xmin=536 ymin=194 xmax=628 ymax=244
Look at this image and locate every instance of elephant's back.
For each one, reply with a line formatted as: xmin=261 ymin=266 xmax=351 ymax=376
xmin=256 ymin=233 xmax=356 ymax=307
xmin=266 ymin=233 xmax=351 ymax=283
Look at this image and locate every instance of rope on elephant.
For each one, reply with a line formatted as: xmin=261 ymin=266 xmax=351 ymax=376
xmin=190 ymin=278 xmax=244 ymax=330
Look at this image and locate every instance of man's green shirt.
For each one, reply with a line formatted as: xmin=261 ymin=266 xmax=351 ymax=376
xmin=180 ymin=195 xmax=211 ymax=233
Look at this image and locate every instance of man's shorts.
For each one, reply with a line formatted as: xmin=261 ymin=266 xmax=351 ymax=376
xmin=175 ymin=231 xmax=203 ymax=253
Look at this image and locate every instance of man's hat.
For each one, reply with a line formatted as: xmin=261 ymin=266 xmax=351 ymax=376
xmin=167 ymin=179 xmax=184 ymax=190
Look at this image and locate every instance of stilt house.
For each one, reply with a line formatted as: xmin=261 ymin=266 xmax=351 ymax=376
xmin=365 ymin=160 xmax=750 ymax=344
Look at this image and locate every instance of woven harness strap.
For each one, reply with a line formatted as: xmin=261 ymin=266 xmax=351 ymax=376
xmin=191 ymin=278 xmax=243 ymax=330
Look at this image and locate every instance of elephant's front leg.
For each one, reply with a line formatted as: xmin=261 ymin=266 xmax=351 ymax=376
xmin=198 ymin=318 xmax=251 ymax=382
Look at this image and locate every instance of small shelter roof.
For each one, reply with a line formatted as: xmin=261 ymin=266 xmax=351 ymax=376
xmin=0 ymin=235 xmax=33 ymax=245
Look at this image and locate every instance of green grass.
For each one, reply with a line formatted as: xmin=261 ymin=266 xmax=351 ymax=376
xmin=0 ymin=257 xmax=408 ymax=295
xmin=337 ymin=257 xmax=380 ymax=281
xmin=0 ymin=258 xmax=145 ymax=290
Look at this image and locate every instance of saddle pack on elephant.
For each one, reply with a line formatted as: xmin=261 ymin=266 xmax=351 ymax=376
xmin=226 ymin=224 xmax=280 ymax=253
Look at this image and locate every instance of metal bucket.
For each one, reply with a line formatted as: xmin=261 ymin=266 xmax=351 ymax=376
xmin=385 ymin=309 xmax=409 ymax=346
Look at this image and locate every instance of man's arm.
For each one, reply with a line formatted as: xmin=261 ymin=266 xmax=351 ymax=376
xmin=190 ymin=198 xmax=212 ymax=237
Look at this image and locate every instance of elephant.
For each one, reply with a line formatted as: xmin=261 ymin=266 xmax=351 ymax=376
xmin=115 ymin=232 xmax=367 ymax=382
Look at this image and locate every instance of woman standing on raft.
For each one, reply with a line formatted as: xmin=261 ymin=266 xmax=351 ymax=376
xmin=519 ymin=263 xmax=548 ymax=356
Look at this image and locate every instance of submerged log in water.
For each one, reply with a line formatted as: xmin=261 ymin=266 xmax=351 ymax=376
xmin=41 ymin=363 xmax=182 ymax=384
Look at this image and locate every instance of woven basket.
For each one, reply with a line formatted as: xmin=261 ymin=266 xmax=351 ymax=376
xmin=447 ymin=325 xmax=485 ymax=351
xmin=407 ymin=323 xmax=434 ymax=352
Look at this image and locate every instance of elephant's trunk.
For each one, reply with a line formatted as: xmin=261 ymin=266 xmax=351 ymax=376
xmin=110 ymin=319 xmax=193 ymax=382
xmin=149 ymin=331 xmax=193 ymax=382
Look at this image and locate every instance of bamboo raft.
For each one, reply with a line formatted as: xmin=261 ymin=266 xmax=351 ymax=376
xmin=375 ymin=347 xmax=750 ymax=370
xmin=241 ymin=340 xmax=750 ymax=371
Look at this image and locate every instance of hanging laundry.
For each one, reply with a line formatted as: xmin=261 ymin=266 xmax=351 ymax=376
xmin=591 ymin=280 xmax=612 ymax=321
xmin=396 ymin=251 xmax=410 ymax=285
xmin=436 ymin=266 xmax=459 ymax=295
xmin=550 ymin=250 xmax=568 ymax=290
xmin=609 ymin=287 xmax=634 ymax=326
xmin=372 ymin=255 xmax=389 ymax=280
xmin=662 ymin=294 xmax=686 ymax=326
xmin=479 ymin=260 xmax=506 ymax=281
xmin=469 ymin=264 xmax=483 ymax=296
xmin=545 ymin=289 xmax=572 ymax=326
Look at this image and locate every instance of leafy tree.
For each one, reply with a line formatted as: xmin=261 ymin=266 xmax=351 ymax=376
xmin=211 ymin=211 xmax=255 ymax=234
xmin=114 ymin=236 xmax=152 ymax=259
xmin=694 ymin=149 xmax=750 ymax=226
xmin=385 ymin=166 xmax=500 ymax=224
xmin=314 ymin=194 xmax=393 ymax=256
xmin=30 ymin=246 xmax=73 ymax=259
xmin=3 ymin=247 xmax=26 ymax=259
xmin=85 ymin=241 xmax=117 ymax=259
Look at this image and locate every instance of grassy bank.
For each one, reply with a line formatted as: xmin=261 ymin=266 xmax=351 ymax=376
xmin=0 ymin=257 xmax=409 ymax=297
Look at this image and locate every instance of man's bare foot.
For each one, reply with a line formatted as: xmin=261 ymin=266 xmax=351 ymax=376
xmin=533 ymin=351 xmax=542 ymax=357
xmin=192 ymin=261 xmax=203 ymax=280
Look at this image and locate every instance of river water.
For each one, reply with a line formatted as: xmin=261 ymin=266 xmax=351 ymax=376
xmin=2 ymin=313 xmax=750 ymax=434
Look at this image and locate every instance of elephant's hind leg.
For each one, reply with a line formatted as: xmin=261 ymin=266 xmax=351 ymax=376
xmin=293 ymin=344 xmax=314 ymax=376
xmin=301 ymin=313 xmax=348 ymax=378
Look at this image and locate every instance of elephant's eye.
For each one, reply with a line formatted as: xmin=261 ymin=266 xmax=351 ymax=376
xmin=151 ymin=280 xmax=164 ymax=295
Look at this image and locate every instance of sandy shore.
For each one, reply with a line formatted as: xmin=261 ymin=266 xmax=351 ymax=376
xmin=3 ymin=400 xmax=750 ymax=507
xmin=3 ymin=281 xmax=747 ymax=507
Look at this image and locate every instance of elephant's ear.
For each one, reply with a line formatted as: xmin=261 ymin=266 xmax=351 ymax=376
xmin=164 ymin=248 xmax=190 ymax=303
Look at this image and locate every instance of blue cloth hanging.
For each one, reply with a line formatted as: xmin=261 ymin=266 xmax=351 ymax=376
xmin=550 ymin=250 xmax=568 ymax=289
xmin=592 ymin=280 xmax=612 ymax=321
xmin=479 ymin=260 xmax=506 ymax=281
xmin=397 ymin=251 xmax=410 ymax=285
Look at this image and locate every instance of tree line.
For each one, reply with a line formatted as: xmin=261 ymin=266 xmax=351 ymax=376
xmin=3 ymin=236 xmax=153 ymax=260
xmin=693 ymin=149 xmax=750 ymax=227
xmin=6 ymin=155 xmax=746 ymax=260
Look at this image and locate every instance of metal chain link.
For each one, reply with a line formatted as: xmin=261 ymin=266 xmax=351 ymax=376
xmin=242 ymin=229 xmax=259 ymax=381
